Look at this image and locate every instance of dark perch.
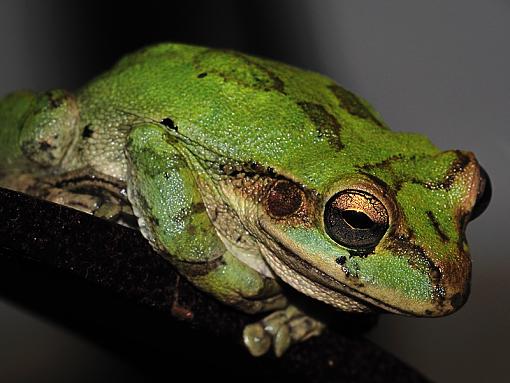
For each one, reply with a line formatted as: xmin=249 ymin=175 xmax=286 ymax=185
xmin=0 ymin=187 xmax=430 ymax=383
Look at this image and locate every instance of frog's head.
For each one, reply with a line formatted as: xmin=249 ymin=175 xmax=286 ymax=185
xmin=257 ymin=149 xmax=490 ymax=316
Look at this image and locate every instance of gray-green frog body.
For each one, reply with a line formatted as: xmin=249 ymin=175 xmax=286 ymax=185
xmin=0 ymin=43 xmax=490 ymax=356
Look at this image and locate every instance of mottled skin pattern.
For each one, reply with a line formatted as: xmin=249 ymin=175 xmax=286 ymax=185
xmin=0 ymin=43 xmax=489 ymax=356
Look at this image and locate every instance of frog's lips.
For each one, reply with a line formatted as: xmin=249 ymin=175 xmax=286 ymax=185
xmin=260 ymin=215 xmax=475 ymax=317
xmin=258 ymin=220 xmax=415 ymax=315
xmin=259 ymin=236 xmax=407 ymax=315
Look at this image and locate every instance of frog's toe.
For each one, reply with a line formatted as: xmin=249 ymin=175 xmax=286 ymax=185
xmin=273 ymin=323 xmax=292 ymax=357
xmin=243 ymin=322 xmax=272 ymax=356
xmin=94 ymin=201 xmax=122 ymax=220
xmin=242 ymin=306 xmax=325 ymax=357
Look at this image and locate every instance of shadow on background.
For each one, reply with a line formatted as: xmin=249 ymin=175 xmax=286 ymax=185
xmin=28 ymin=1 xmax=320 ymax=91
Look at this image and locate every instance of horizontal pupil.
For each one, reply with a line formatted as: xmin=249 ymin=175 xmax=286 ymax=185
xmin=341 ymin=210 xmax=374 ymax=230
xmin=324 ymin=190 xmax=389 ymax=251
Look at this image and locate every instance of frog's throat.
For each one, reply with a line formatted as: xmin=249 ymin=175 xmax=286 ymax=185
xmin=258 ymin=240 xmax=412 ymax=315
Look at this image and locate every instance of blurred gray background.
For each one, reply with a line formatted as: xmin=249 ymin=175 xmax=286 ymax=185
xmin=0 ymin=1 xmax=508 ymax=382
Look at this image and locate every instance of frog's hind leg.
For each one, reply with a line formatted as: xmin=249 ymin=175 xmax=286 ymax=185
xmin=0 ymin=89 xmax=80 ymax=168
xmin=0 ymin=90 xmax=135 ymax=224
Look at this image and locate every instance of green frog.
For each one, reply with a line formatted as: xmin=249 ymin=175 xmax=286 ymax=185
xmin=0 ymin=43 xmax=491 ymax=357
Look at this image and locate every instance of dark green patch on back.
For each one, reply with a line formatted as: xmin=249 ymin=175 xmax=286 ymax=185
xmin=298 ymin=101 xmax=344 ymax=151
xmin=193 ymin=49 xmax=285 ymax=93
xmin=328 ymin=84 xmax=385 ymax=128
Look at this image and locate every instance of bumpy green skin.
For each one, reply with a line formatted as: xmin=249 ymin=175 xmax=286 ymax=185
xmin=0 ymin=43 xmax=485 ymax=348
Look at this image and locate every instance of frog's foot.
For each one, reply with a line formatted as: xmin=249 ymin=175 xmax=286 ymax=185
xmin=44 ymin=186 xmax=134 ymax=226
xmin=243 ymin=305 xmax=325 ymax=357
xmin=45 ymin=187 xmax=101 ymax=214
xmin=0 ymin=169 xmax=135 ymax=226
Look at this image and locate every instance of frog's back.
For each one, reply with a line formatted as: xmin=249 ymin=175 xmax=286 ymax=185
xmin=78 ymin=43 xmax=436 ymax=189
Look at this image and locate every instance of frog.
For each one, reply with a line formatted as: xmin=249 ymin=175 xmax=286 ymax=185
xmin=0 ymin=43 xmax=491 ymax=357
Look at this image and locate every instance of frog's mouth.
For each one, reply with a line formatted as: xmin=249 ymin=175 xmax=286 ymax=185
xmin=257 ymin=224 xmax=412 ymax=315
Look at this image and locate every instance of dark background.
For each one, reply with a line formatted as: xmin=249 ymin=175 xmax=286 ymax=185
xmin=0 ymin=1 xmax=508 ymax=382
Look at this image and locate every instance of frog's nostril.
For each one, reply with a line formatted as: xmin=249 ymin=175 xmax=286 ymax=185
xmin=470 ymin=166 xmax=491 ymax=221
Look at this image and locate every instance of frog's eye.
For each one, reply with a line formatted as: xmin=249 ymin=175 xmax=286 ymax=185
xmin=266 ymin=180 xmax=304 ymax=218
xmin=324 ymin=190 xmax=389 ymax=250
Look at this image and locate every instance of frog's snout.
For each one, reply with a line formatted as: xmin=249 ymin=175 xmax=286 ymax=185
xmin=430 ymin=161 xmax=490 ymax=316
xmin=469 ymin=166 xmax=491 ymax=221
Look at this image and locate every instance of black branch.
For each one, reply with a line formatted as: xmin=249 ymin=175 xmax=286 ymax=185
xmin=0 ymin=187 xmax=430 ymax=383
